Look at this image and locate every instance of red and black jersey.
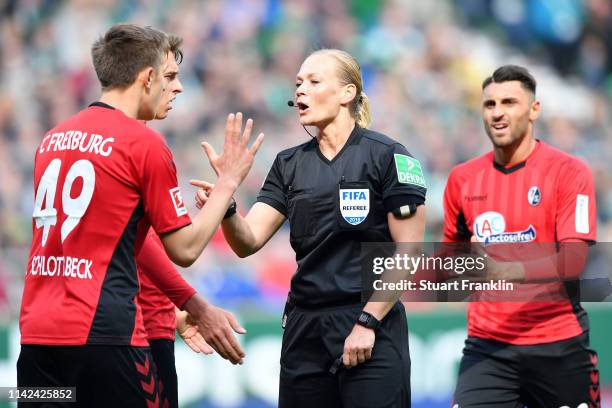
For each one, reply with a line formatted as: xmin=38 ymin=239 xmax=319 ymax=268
xmin=443 ymin=141 xmax=596 ymax=345
xmin=20 ymin=102 xmax=191 ymax=346
xmin=137 ymin=229 xmax=196 ymax=341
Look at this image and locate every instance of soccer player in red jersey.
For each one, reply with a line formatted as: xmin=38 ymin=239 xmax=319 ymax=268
xmin=136 ymin=36 xmax=244 ymax=408
xmin=444 ymin=65 xmax=600 ymax=407
xmin=18 ymin=24 xmax=262 ymax=407
xmin=137 ymin=230 xmax=214 ymax=408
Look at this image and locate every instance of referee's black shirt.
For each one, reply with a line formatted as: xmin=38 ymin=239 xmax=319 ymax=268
xmin=257 ymin=125 xmax=426 ymax=308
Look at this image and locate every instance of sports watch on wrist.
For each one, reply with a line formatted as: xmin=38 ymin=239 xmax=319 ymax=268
xmin=356 ymin=311 xmax=381 ymax=330
xmin=224 ymin=197 xmax=237 ymax=219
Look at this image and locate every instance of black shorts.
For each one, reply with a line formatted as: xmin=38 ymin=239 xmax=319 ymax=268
xmin=453 ymin=332 xmax=600 ymax=408
xmin=149 ymin=339 xmax=177 ymax=408
xmin=17 ymin=345 xmax=161 ymax=408
xmin=279 ymin=301 xmax=410 ymax=408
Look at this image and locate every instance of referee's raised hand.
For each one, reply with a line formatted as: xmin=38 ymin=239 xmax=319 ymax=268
xmin=202 ymin=112 xmax=264 ymax=187
xmin=190 ymin=179 xmax=214 ymax=209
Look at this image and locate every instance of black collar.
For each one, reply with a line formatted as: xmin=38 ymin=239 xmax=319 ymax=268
xmin=315 ymin=124 xmax=363 ymax=165
xmin=492 ymin=140 xmax=542 ymax=174
xmin=88 ymin=101 xmax=115 ymax=110
xmin=493 ymin=160 xmax=526 ymax=174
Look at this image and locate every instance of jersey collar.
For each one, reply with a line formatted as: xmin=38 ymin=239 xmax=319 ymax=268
xmin=492 ymin=140 xmax=542 ymax=175
xmin=316 ymin=124 xmax=363 ymax=165
xmin=88 ymin=101 xmax=116 ymax=110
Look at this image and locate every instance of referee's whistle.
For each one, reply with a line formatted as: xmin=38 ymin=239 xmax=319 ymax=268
xmin=329 ymin=356 xmax=344 ymax=375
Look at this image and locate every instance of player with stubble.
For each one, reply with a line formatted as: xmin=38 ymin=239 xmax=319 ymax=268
xmin=444 ymin=65 xmax=600 ymax=408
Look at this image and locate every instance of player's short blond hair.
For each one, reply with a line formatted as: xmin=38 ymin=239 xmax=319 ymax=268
xmin=309 ymin=49 xmax=372 ymax=128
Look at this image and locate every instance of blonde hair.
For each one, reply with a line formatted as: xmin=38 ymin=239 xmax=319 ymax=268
xmin=309 ymin=49 xmax=372 ymax=128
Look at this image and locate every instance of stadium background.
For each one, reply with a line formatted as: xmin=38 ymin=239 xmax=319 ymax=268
xmin=0 ymin=0 xmax=611 ymax=406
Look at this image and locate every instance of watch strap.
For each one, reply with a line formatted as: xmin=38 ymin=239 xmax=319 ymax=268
xmin=223 ymin=197 xmax=237 ymax=219
xmin=357 ymin=311 xmax=381 ymax=330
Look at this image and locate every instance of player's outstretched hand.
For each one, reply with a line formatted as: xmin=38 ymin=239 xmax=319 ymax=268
xmin=176 ymin=310 xmax=214 ymax=355
xmin=202 ymin=112 xmax=264 ymax=187
xmin=342 ymin=325 xmax=375 ymax=368
xmin=200 ymin=304 xmax=246 ymax=365
xmin=183 ymin=295 xmax=247 ymax=364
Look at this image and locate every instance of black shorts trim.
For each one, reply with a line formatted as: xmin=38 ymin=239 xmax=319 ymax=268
xmin=453 ymin=333 xmax=600 ymax=408
xmin=17 ymin=345 xmax=161 ymax=408
xmin=149 ymin=339 xmax=177 ymax=408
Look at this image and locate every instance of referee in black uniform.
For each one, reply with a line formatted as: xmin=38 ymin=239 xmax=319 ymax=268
xmin=193 ymin=48 xmax=426 ymax=407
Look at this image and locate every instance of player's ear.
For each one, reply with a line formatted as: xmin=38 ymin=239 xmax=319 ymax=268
xmin=529 ymin=99 xmax=541 ymax=121
xmin=139 ymin=67 xmax=155 ymax=91
xmin=340 ymin=83 xmax=357 ymax=106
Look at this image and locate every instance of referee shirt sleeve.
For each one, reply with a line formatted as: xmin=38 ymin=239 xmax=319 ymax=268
xmin=381 ymin=143 xmax=427 ymax=213
xmin=256 ymin=155 xmax=287 ymax=217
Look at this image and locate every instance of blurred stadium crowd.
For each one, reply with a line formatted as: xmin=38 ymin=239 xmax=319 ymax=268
xmin=0 ymin=0 xmax=611 ymax=317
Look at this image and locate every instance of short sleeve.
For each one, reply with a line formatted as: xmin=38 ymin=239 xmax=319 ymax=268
xmin=381 ymin=144 xmax=427 ymax=213
xmin=256 ymin=155 xmax=287 ymax=217
xmin=137 ymin=134 xmax=192 ymax=234
xmin=443 ymin=168 xmax=470 ymax=242
xmin=555 ymin=159 xmax=597 ymax=242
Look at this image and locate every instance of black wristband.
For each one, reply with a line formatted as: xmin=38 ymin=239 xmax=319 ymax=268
xmin=224 ymin=197 xmax=237 ymax=219
xmin=356 ymin=311 xmax=381 ymax=330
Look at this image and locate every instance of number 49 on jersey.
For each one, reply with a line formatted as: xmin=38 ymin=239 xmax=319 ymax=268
xmin=32 ymin=159 xmax=95 ymax=247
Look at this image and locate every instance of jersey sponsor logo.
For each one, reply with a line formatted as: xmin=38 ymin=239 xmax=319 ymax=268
xmin=473 ymin=211 xmax=536 ymax=244
xmin=394 ymin=154 xmax=426 ymax=188
xmin=575 ymin=194 xmax=589 ymax=234
xmin=169 ymin=187 xmax=187 ymax=217
xmin=527 ymin=186 xmax=541 ymax=206
xmin=339 ymin=188 xmax=369 ymax=225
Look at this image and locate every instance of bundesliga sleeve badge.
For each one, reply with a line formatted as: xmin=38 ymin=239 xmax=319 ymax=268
xmin=394 ymin=154 xmax=426 ymax=187
xmin=169 ymin=187 xmax=188 ymax=217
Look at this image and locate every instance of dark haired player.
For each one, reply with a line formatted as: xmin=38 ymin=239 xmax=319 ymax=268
xmin=137 ymin=38 xmax=245 ymax=408
xmin=444 ymin=65 xmax=600 ymax=408
xmin=18 ymin=24 xmax=262 ymax=407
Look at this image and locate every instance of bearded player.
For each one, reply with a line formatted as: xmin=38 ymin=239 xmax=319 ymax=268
xmin=444 ymin=65 xmax=600 ymax=407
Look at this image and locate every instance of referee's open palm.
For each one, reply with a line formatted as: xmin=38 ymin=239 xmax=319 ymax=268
xmin=202 ymin=112 xmax=264 ymax=186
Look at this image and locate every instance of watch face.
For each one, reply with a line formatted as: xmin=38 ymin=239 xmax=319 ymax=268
xmin=359 ymin=313 xmax=369 ymax=324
